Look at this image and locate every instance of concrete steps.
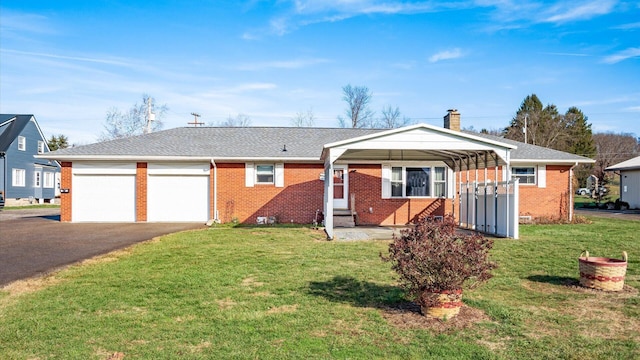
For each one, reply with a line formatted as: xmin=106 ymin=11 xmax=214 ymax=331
xmin=333 ymin=209 xmax=355 ymax=228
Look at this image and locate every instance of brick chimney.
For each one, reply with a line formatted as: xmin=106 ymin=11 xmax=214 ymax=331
xmin=444 ymin=109 xmax=460 ymax=131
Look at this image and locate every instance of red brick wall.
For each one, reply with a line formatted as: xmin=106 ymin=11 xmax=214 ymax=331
xmin=519 ymin=165 xmax=571 ymax=220
xmin=60 ymin=162 xmax=72 ymax=222
xmin=136 ymin=163 xmax=147 ymax=222
xmin=216 ymin=163 xmax=324 ymax=224
xmin=348 ymin=164 xmax=450 ymax=225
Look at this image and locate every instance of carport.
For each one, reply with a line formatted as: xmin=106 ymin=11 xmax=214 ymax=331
xmin=321 ymin=123 xmax=520 ymax=239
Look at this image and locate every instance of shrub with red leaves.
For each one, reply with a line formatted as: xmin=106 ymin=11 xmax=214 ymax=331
xmin=382 ymin=215 xmax=497 ymax=307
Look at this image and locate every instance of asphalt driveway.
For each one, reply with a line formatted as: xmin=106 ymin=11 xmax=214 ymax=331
xmin=0 ymin=208 xmax=205 ymax=286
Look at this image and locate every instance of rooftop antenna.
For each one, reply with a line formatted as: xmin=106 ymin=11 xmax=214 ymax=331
xmin=189 ymin=112 xmax=204 ymax=127
xmin=144 ymin=97 xmax=155 ymax=134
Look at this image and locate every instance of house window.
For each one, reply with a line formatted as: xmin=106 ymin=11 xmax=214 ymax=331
xmin=44 ymin=172 xmax=54 ymax=188
xmin=12 ymin=169 xmax=26 ymax=187
xmin=391 ymin=167 xmax=403 ymax=197
xmin=434 ymin=167 xmax=447 ymax=197
xmin=34 ymin=171 xmax=41 ymax=187
xmin=18 ymin=136 xmax=26 ymax=151
xmin=255 ymin=164 xmax=274 ymax=184
xmin=38 ymin=141 xmax=45 ymax=154
xmin=512 ymin=167 xmax=536 ymax=185
xmin=388 ymin=166 xmax=447 ymax=198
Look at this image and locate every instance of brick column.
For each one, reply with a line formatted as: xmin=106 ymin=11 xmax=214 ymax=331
xmin=60 ymin=162 xmax=72 ymax=222
xmin=136 ymin=162 xmax=147 ymax=222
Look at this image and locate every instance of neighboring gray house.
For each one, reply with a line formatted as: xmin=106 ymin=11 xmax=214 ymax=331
xmin=606 ymin=156 xmax=640 ymax=209
xmin=0 ymin=114 xmax=60 ymax=206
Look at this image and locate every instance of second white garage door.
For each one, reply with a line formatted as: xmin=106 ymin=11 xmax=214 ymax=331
xmin=147 ymin=174 xmax=209 ymax=222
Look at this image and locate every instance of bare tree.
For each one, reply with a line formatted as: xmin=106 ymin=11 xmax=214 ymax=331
xmin=337 ymin=84 xmax=375 ymax=128
xmin=377 ymin=105 xmax=412 ymax=128
xmin=593 ymin=132 xmax=639 ymax=182
xmin=219 ymin=113 xmax=252 ymax=127
xmin=291 ymin=108 xmax=316 ymax=127
xmin=100 ymin=94 xmax=167 ymax=141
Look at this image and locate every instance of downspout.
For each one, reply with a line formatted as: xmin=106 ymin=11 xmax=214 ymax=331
xmin=210 ymin=159 xmax=219 ymax=223
xmin=568 ymin=162 xmax=578 ymax=222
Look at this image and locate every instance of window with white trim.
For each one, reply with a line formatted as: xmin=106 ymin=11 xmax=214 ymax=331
xmin=38 ymin=141 xmax=45 ymax=154
xmin=512 ymin=166 xmax=536 ymax=185
xmin=44 ymin=172 xmax=54 ymax=188
xmin=34 ymin=171 xmax=41 ymax=187
xmin=255 ymin=164 xmax=275 ymax=184
xmin=387 ymin=166 xmax=447 ymax=198
xmin=12 ymin=169 xmax=26 ymax=187
xmin=18 ymin=136 xmax=26 ymax=151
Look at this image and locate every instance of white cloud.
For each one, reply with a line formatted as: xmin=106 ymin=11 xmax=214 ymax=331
xmin=234 ymin=58 xmax=330 ymax=71
xmin=263 ymin=1 xmax=466 ymax=36
xmin=429 ymin=48 xmax=464 ymax=63
xmin=1 ymin=49 xmax=137 ymax=68
xmin=613 ymin=21 xmax=640 ymax=30
xmin=0 ymin=10 xmax=55 ymax=35
xmin=543 ymin=0 xmax=617 ymax=23
xmin=602 ymin=47 xmax=640 ymax=64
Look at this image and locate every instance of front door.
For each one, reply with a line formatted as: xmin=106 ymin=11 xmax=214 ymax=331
xmin=333 ymin=165 xmax=348 ymax=209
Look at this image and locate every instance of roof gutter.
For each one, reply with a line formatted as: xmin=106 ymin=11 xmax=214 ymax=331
xmin=35 ymin=155 xmax=322 ymax=163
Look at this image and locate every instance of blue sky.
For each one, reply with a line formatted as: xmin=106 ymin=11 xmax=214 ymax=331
xmin=1 ymin=1 xmax=639 ymax=145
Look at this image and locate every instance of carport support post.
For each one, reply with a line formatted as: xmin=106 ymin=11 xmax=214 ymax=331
xmin=324 ymin=159 xmax=334 ymax=240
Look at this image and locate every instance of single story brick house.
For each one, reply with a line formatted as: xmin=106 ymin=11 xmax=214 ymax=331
xmin=39 ymin=110 xmax=593 ymax=239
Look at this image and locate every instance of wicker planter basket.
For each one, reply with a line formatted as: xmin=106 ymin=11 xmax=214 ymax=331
xmin=578 ymin=251 xmax=628 ymax=291
xmin=421 ymin=289 xmax=463 ymax=319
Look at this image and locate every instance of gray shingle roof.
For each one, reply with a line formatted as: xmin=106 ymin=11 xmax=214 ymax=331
xmin=466 ymin=131 xmax=594 ymax=163
xmin=49 ymin=127 xmax=383 ymax=159
xmin=45 ymin=126 xmax=594 ymax=163
xmin=0 ymin=115 xmax=32 ymax=152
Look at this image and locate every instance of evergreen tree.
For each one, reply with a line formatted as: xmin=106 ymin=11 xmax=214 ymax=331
xmin=565 ymin=107 xmax=596 ymax=186
xmin=47 ymin=134 xmax=69 ymax=151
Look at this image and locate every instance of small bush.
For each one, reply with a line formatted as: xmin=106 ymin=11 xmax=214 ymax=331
xmin=382 ymin=215 xmax=497 ymax=308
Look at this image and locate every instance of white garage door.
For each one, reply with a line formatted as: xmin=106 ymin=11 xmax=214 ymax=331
xmin=72 ymin=174 xmax=136 ymax=222
xmin=147 ymin=175 xmax=209 ymax=222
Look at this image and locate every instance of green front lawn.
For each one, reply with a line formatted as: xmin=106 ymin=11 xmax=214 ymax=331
xmin=1 ymin=219 xmax=638 ymax=359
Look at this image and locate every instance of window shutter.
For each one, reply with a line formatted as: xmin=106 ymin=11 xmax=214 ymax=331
xmin=381 ymin=165 xmax=391 ymax=199
xmin=275 ymin=163 xmax=284 ymax=187
xmin=245 ymin=163 xmax=255 ymax=187
xmin=537 ymin=165 xmax=546 ymax=188
xmin=447 ymin=167 xmax=455 ymax=198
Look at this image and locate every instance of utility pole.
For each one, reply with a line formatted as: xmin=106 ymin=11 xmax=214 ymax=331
xmin=189 ymin=112 xmax=204 ymax=127
xmin=144 ymin=97 xmax=155 ymax=134
xmin=523 ymin=113 xmax=528 ymax=144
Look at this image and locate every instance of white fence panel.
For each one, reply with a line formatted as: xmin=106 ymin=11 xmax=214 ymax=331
xmin=459 ymin=180 xmax=519 ymax=239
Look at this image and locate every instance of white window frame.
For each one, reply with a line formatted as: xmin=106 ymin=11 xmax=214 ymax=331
xmin=12 ymin=168 xmax=26 ymax=187
xmin=44 ymin=172 xmax=55 ymax=188
xmin=511 ymin=166 xmax=536 ymax=185
xmin=386 ymin=164 xmax=448 ymax=198
xmin=34 ymin=171 xmax=41 ymax=187
xmin=18 ymin=136 xmax=26 ymax=151
xmin=38 ymin=141 xmax=45 ymax=154
xmin=255 ymin=164 xmax=275 ymax=185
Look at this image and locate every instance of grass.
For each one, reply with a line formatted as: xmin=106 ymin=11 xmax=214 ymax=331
xmin=1 ymin=219 xmax=638 ymax=359
xmin=1 ymin=204 xmax=60 ymax=210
